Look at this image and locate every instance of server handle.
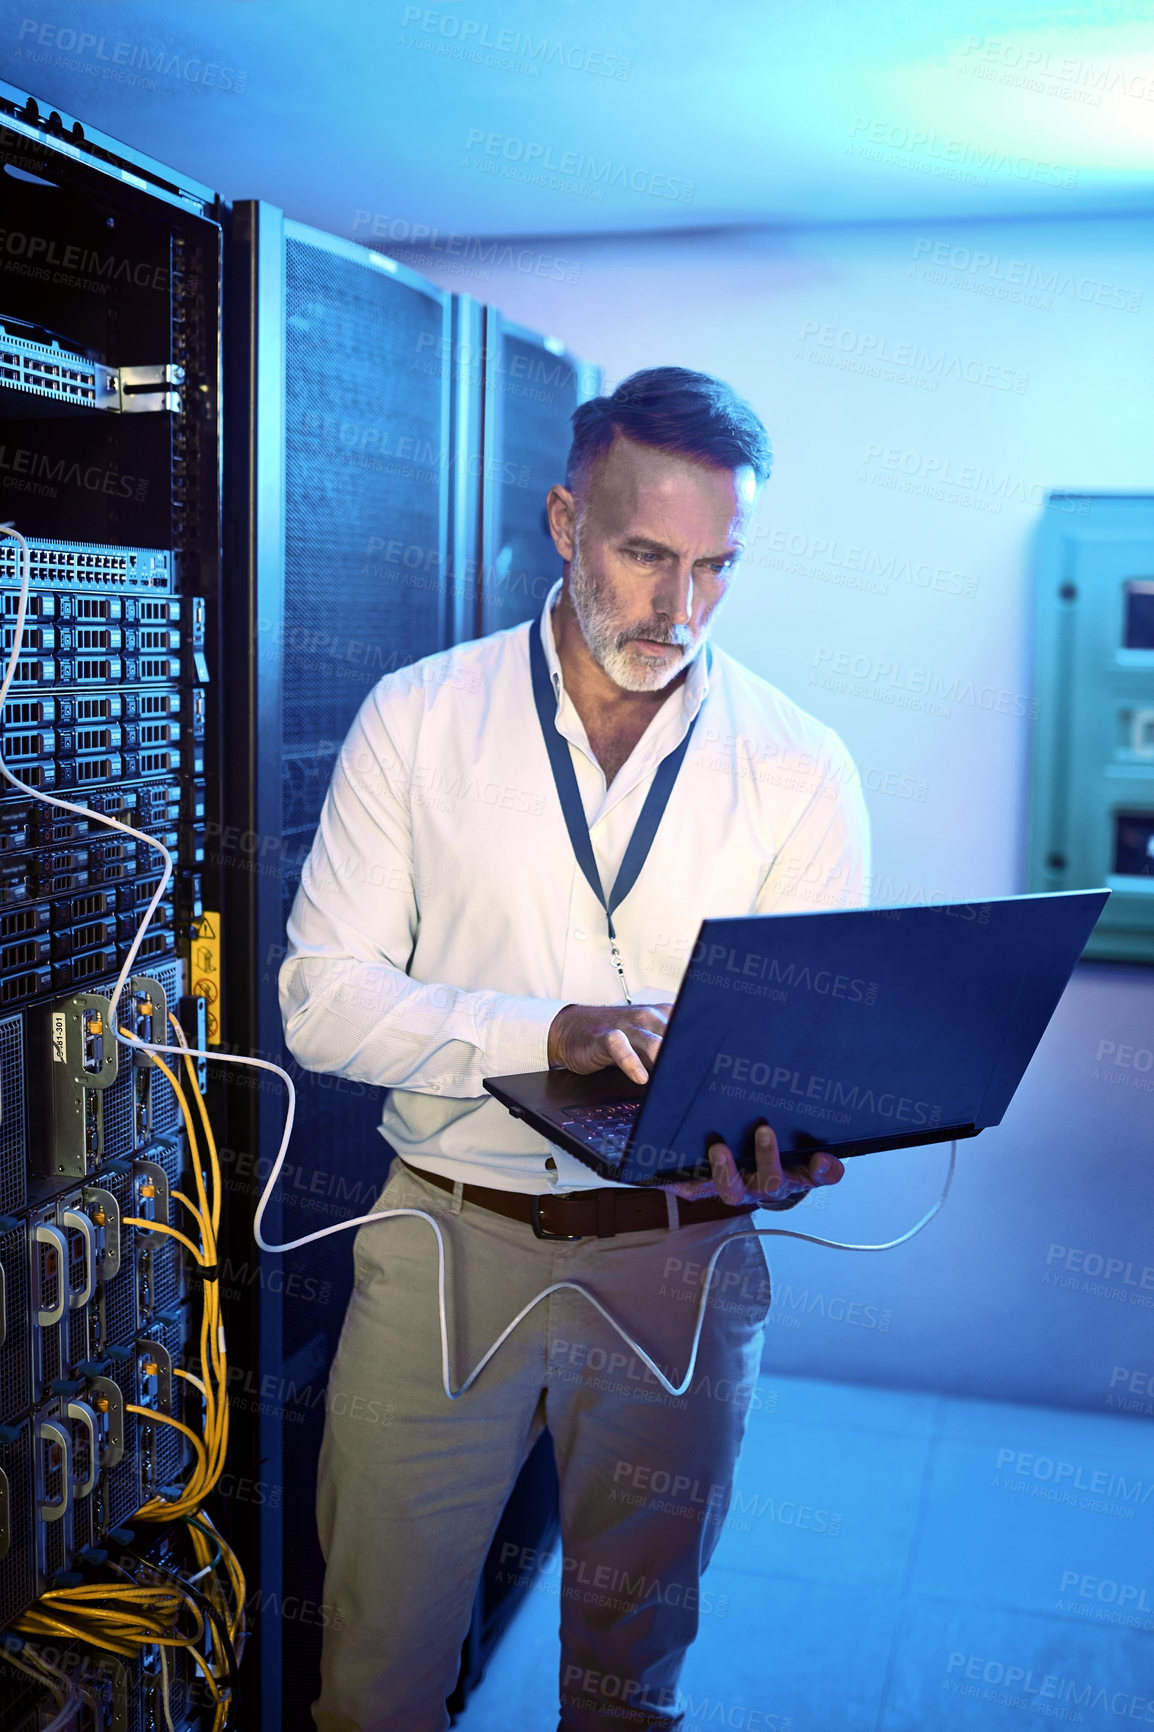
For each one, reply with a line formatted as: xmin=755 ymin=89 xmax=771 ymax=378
xmin=66 ymin=1399 xmax=98 ymax=1499
xmin=60 ymin=1209 xmax=96 ymax=1310
xmin=37 ymin=1418 xmax=71 ymax=1522
xmin=33 ymin=1225 xmax=69 ymax=1327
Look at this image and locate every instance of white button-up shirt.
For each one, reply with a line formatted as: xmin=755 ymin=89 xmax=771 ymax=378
xmin=279 ymin=581 xmax=871 ymax=1194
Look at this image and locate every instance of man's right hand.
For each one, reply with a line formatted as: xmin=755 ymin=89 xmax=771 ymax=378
xmin=547 ymin=1003 xmax=672 ymax=1086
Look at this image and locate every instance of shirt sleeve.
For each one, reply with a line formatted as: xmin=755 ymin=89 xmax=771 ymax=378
xmin=278 ymin=684 xmax=568 ymax=1099
xmin=755 ymin=725 xmax=871 ymax=914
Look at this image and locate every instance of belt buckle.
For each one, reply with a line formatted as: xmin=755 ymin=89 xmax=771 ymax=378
xmin=530 ymin=1196 xmax=583 ymax=1242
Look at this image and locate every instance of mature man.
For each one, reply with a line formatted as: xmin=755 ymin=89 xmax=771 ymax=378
xmin=280 ymin=367 xmax=870 ymax=1731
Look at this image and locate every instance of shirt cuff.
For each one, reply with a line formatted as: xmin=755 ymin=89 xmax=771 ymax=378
xmin=478 ymin=994 xmax=571 ymax=1078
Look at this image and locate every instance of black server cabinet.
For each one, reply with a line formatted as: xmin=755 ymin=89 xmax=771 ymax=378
xmin=224 ymin=206 xmax=467 ymax=1729
xmin=478 ymin=309 xmax=599 ymax=637
xmin=225 ymin=209 xmax=600 ymax=1725
xmin=0 ymin=80 xmax=222 ymax=1726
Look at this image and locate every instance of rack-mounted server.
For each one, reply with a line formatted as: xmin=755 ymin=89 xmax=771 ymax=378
xmin=0 ymin=77 xmax=222 ymax=1730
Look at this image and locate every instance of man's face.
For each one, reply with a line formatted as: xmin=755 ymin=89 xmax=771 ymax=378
xmin=554 ymin=435 xmax=759 ymax=694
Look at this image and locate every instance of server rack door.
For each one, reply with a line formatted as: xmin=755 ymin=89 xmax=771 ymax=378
xmin=478 ymin=310 xmax=600 ymax=637
xmin=224 ymin=205 xmax=464 ymax=1731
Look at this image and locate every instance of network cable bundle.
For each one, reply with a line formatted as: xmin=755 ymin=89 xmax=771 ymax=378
xmin=0 ymin=87 xmax=241 ymax=1730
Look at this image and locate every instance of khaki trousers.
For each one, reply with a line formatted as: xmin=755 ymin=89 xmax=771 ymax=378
xmin=313 ymin=1160 xmax=773 ymax=1732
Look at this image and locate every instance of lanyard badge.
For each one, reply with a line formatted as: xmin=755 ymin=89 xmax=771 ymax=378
xmin=528 ymin=612 xmax=706 ymax=1003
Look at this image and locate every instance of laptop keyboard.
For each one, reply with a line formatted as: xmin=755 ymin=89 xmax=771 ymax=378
xmin=559 ymin=1100 xmax=639 ymax=1159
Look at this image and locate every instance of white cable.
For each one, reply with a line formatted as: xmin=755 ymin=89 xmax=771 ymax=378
xmin=0 ymin=520 xmax=954 ymax=1403
xmin=255 ymin=1142 xmax=956 ymax=1400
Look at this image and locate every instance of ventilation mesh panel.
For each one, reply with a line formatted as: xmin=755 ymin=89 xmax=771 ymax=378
xmin=282 ymin=236 xmax=447 ymax=857
xmin=0 ymin=1221 xmax=29 ymax=1423
xmin=0 ymin=1013 xmax=25 ymax=1213
xmin=486 ymin=332 xmax=576 ymax=635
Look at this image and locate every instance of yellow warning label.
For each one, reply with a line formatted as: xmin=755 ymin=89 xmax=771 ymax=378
xmin=191 ymin=910 xmax=222 ymax=1046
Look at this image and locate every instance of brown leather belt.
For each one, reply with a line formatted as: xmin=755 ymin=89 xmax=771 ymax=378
xmin=401 ymin=1161 xmax=755 ymax=1240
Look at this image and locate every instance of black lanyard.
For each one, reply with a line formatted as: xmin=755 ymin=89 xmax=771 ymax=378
xmin=528 ymin=611 xmax=706 ymax=1002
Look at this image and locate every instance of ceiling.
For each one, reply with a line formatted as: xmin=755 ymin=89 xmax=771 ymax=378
xmin=2 ymin=0 xmax=1153 ymax=238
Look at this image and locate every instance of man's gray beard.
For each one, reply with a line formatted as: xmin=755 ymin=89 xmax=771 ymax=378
xmin=567 ymin=543 xmax=711 ymax=693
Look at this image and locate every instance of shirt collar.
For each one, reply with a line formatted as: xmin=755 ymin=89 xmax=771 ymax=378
xmin=538 ymin=578 xmax=712 ymax=724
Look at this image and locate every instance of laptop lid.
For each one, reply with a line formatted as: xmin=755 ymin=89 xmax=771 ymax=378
xmin=613 ymin=889 xmax=1108 ymax=1182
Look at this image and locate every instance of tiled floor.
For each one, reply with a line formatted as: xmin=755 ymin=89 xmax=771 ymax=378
xmin=453 ymin=1373 xmax=1154 ymax=1731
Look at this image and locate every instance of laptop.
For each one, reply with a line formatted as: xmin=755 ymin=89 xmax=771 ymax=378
xmin=484 ymin=890 xmax=1109 ymax=1185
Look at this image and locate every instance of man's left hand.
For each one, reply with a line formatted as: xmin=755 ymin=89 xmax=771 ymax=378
xmin=668 ymin=1123 xmax=844 ymax=1208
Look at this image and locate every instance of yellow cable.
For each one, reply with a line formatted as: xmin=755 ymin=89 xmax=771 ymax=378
xmin=125 ymin=1405 xmax=208 ymax=1490
xmin=169 ymin=1011 xmax=222 ymax=1237
xmin=15 ymin=1582 xmax=204 ymax=1656
xmin=121 ymin=1033 xmax=229 ymax=1510
xmin=172 ymin=1189 xmax=209 ymax=1233
xmin=19 ymin=1021 xmax=241 ymax=1713
xmin=122 ymin=1217 xmax=206 ymax=1265
xmin=151 ymin=1031 xmax=218 ymax=1263
xmin=14 ymin=1613 xmax=141 ymax=1658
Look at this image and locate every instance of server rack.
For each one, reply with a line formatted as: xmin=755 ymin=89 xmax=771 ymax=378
xmin=0 ymin=80 xmax=225 ymax=1728
xmin=223 ymin=204 xmax=467 ymax=1727
xmin=477 ymin=308 xmax=599 ymax=637
xmin=225 ymin=208 xmax=601 ymax=1725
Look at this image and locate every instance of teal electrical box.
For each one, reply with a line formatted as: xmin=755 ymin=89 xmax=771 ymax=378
xmin=1028 ymin=494 xmax=1154 ymax=963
